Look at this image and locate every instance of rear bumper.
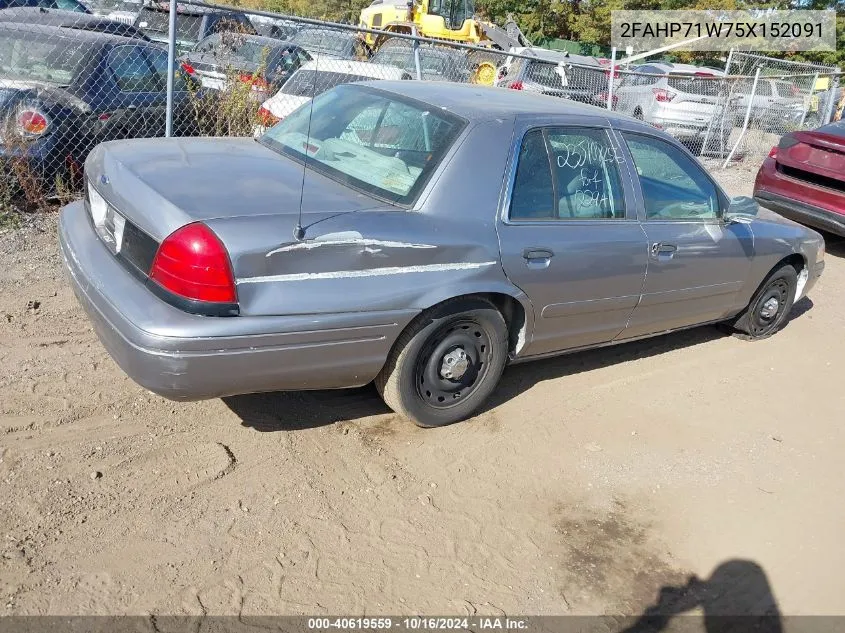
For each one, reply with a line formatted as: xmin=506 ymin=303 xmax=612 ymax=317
xmin=754 ymin=158 xmax=845 ymax=238
xmin=58 ymin=200 xmax=416 ymax=401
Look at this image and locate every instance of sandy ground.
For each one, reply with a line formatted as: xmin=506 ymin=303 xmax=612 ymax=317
xmin=1 ymin=163 xmax=844 ymax=622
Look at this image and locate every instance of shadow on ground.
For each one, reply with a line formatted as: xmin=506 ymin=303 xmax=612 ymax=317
xmin=225 ymin=293 xmax=814 ymax=432
xmin=620 ymin=559 xmax=782 ymax=633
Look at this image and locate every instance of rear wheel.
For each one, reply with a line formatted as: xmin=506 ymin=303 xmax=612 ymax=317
xmin=375 ymin=298 xmax=508 ymax=427
xmin=731 ymin=264 xmax=798 ymax=340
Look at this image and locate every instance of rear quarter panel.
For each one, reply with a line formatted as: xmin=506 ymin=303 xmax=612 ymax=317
xmin=207 ymin=116 xmax=530 ymax=325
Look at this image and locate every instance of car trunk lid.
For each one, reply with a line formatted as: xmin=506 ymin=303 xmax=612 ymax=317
xmin=86 ymin=136 xmax=384 ymax=241
xmin=776 ymin=130 xmax=845 ymax=188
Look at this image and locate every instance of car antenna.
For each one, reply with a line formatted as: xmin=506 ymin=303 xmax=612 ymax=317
xmin=292 ymin=41 xmax=319 ymax=242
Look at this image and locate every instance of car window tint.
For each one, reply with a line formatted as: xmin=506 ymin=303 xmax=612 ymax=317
xmin=509 ymin=129 xmax=555 ymax=220
xmin=546 ymin=128 xmax=626 ymax=219
xmin=108 ymin=46 xmax=154 ymax=92
xmin=54 ymin=0 xmax=86 ymax=11
xmin=623 ymin=133 xmax=719 ymax=220
xmin=146 ymin=46 xmax=185 ymax=91
xmin=527 ymin=62 xmax=564 ymax=88
xmin=756 ymin=81 xmax=772 ymax=97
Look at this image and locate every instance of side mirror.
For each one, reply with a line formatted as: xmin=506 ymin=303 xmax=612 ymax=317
xmin=724 ymin=195 xmax=759 ymax=223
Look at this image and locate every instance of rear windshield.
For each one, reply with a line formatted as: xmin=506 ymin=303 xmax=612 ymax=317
xmin=293 ymin=29 xmax=351 ymax=56
xmin=135 ymin=6 xmax=202 ymax=42
xmin=373 ymin=48 xmax=455 ymax=76
xmin=196 ymin=33 xmax=274 ymax=64
xmin=282 ymin=69 xmax=375 ymax=97
xmin=666 ymin=75 xmax=723 ymax=96
xmin=0 ymin=29 xmax=87 ymax=84
xmin=259 ymin=83 xmax=465 ymax=204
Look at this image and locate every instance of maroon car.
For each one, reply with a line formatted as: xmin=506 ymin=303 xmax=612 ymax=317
xmin=754 ymin=121 xmax=845 ymax=237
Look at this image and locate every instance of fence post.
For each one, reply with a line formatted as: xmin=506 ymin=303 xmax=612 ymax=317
xmin=164 ymin=0 xmax=178 ymax=138
xmin=606 ymin=46 xmax=616 ymax=110
xmin=823 ymin=72 xmax=840 ymax=124
xmin=798 ymin=72 xmax=818 ymax=128
xmin=722 ymin=66 xmax=761 ymax=168
xmin=724 ymin=48 xmax=735 ymax=77
xmin=412 ymin=36 xmax=422 ymax=81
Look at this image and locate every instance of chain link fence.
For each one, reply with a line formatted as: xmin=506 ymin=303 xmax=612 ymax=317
xmin=0 ymin=0 xmax=842 ymax=205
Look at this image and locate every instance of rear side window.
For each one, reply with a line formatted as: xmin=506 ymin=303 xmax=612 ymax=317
xmin=622 ymin=133 xmax=719 ymax=220
xmin=510 ymin=128 xmax=626 ymax=220
xmin=146 ymin=46 xmax=185 ymax=91
xmin=108 ymin=46 xmax=155 ymax=92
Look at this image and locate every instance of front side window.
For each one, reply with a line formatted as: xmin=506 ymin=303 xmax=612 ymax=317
xmin=259 ymin=84 xmax=465 ymax=204
xmin=509 ymin=127 xmax=626 ymax=220
xmin=623 ymin=133 xmax=720 ymax=220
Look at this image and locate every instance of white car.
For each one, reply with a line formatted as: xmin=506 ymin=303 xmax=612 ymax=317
xmin=255 ymin=59 xmax=412 ymax=134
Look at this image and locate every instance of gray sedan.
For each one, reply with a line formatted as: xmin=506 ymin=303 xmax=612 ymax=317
xmin=58 ymin=82 xmax=826 ymax=428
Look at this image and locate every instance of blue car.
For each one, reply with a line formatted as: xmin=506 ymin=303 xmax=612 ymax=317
xmin=0 ymin=22 xmax=196 ymax=191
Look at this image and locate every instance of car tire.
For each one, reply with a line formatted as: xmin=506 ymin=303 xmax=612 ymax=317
xmin=731 ymin=264 xmax=798 ymax=341
xmin=375 ymin=297 xmax=509 ymax=428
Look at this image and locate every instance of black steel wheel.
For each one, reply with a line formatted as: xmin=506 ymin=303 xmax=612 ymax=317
xmin=376 ymin=298 xmax=509 ymax=428
xmin=732 ymin=264 xmax=798 ymax=340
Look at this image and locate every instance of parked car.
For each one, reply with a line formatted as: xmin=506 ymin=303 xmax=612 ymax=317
xmin=291 ymin=26 xmax=367 ymax=60
xmin=133 ymin=1 xmax=255 ymax=55
xmin=754 ymin=121 xmax=845 ymax=237
xmin=0 ymin=22 xmax=195 ymax=189
xmin=614 ymin=62 xmax=734 ymax=154
xmin=0 ymin=0 xmax=88 ymax=11
xmin=256 ymin=59 xmax=410 ymax=128
xmin=58 ymin=82 xmax=825 ymax=428
xmin=179 ymin=33 xmax=310 ymax=102
xmin=733 ymin=77 xmax=804 ymax=130
xmin=85 ymin=0 xmax=140 ymax=22
xmin=370 ymin=39 xmax=470 ymax=82
xmin=498 ymin=50 xmax=607 ymax=105
xmin=249 ymin=14 xmax=301 ymax=40
xmin=0 ymin=6 xmax=151 ymax=39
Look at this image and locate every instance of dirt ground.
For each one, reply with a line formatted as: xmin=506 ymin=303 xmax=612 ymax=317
xmin=1 ymin=163 xmax=844 ymax=621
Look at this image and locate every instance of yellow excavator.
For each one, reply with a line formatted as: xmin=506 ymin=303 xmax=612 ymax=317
xmin=358 ymin=0 xmax=530 ymax=85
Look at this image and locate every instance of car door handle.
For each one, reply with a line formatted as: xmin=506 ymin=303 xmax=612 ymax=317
xmin=523 ymin=248 xmax=553 ymax=270
xmin=523 ymin=248 xmax=554 ymax=260
xmin=651 ymin=242 xmax=677 ymax=258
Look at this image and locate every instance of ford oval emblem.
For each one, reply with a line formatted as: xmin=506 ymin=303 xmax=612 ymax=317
xmin=100 ymin=175 xmax=109 ymax=185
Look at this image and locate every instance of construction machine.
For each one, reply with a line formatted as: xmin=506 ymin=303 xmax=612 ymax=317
xmin=358 ymin=0 xmax=530 ymax=84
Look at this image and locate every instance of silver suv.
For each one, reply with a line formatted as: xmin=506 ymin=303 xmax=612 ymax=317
xmin=614 ymin=62 xmax=733 ymax=153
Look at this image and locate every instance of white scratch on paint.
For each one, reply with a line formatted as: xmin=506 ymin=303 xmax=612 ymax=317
xmin=265 ymin=233 xmax=436 ymax=257
xmin=238 ymin=261 xmax=497 ymax=284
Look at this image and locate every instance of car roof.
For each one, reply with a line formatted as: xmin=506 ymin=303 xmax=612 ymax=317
xmin=0 ymin=19 xmax=133 ymax=42
xmin=137 ymin=1 xmax=242 ymax=16
xmin=518 ymin=48 xmax=600 ymax=67
xmin=199 ymin=31 xmax=292 ymax=47
xmin=360 ymin=80 xmax=625 ymax=119
xmin=298 ymin=58 xmax=408 ymax=78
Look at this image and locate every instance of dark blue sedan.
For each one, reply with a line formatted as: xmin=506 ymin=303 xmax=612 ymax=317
xmin=0 ymin=22 xmax=196 ymax=191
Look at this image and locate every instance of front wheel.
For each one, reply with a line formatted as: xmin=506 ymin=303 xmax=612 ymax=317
xmin=731 ymin=264 xmax=798 ymax=340
xmin=375 ymin=298 xmax=508 ymax=427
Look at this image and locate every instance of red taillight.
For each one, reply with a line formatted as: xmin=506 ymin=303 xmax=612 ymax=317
xmin=652 ymin=88 xmax=676 ymax=102
xmin=768 ymin=146 xmax=778 ymax=158
xmin=181 ymin=62 xmax=195 ymax=75
xmin=790 ymin=84 xmax=800 ymax=96
xmin=508 ymin=80 xmax=523 ymax=90
xmin=257 ymin=106 xmax=279 ymax=126
xmin=150 ymin=223 xmax=237 ymax=304
xmin=17 ymin=110 xmax=48 ymax=135
xmin=239 ymin=73 xmax=270 ymax=92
